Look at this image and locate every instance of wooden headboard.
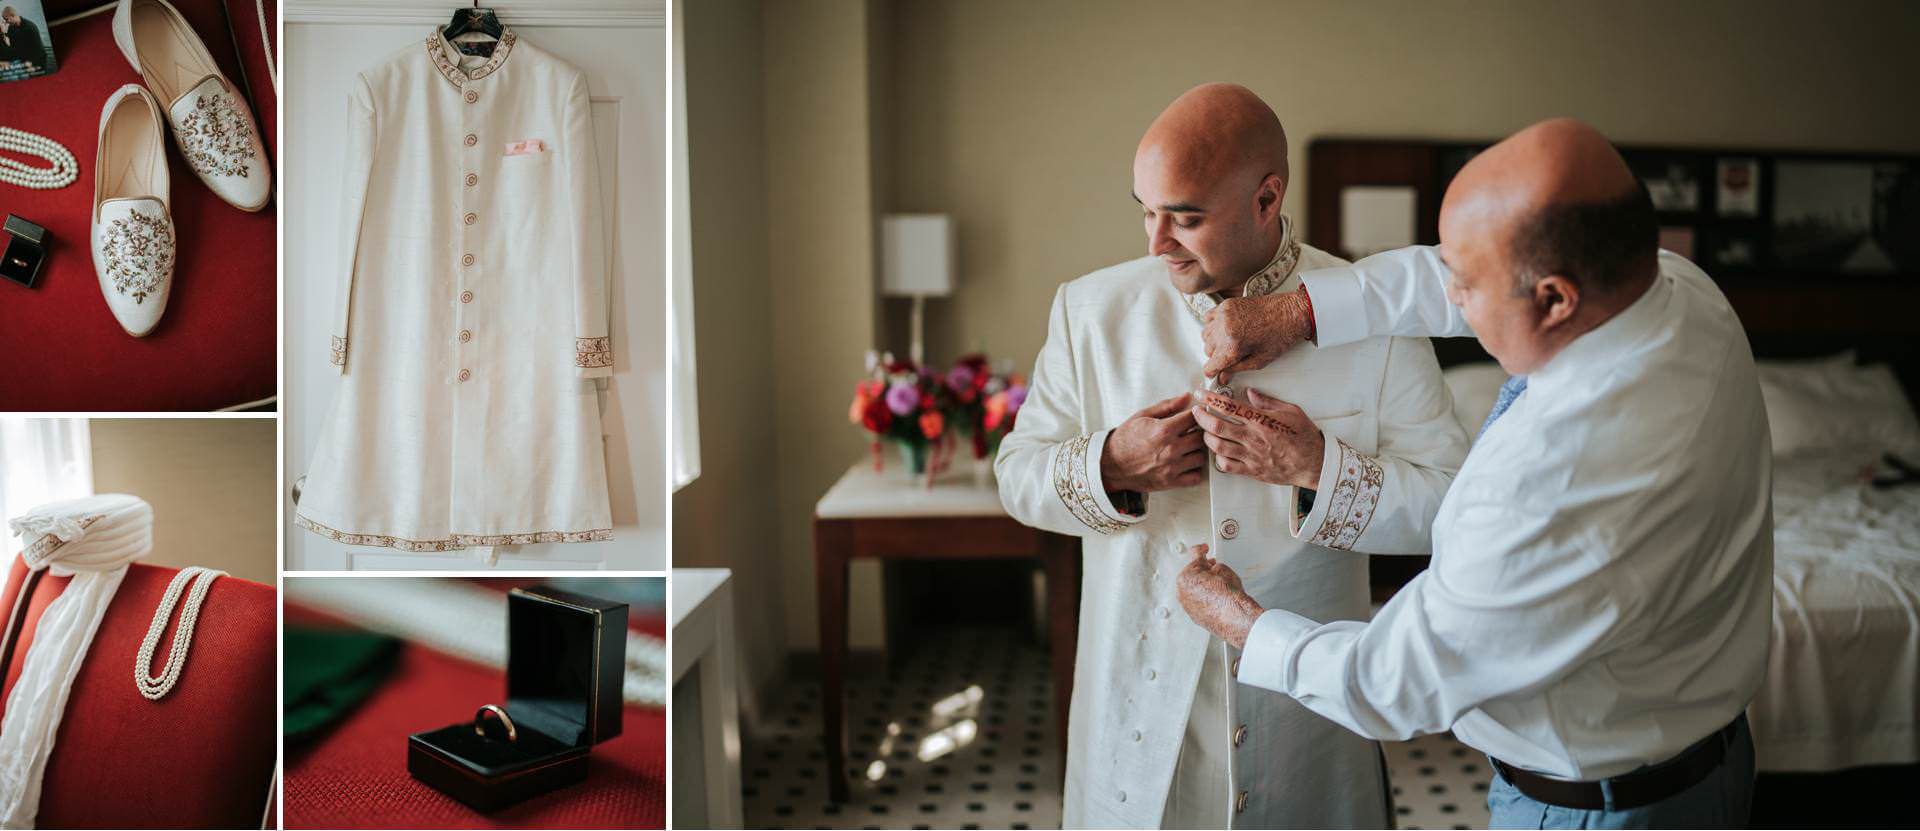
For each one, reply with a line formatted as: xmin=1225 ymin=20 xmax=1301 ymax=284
xmin=1307 ymin=138 xmax=1920 ymax=598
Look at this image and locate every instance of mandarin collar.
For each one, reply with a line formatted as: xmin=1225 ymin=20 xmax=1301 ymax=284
xmin=1180 ymin=215 xmax=1304 ymax=324
xmin=426 ymin=26 xmax=517 ymax=89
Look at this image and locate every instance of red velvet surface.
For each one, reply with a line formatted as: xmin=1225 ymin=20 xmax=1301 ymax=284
xmin=0 ymin=555 xmax=278 ymax=829
xmin=283 ymin=590 xmax=668 ymax=829
xmin=0 ymin=1 xmax=276 ymax=410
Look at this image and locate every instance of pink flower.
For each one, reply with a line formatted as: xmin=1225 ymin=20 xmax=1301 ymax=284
xmin=946 ymin=364 xmax=977 ymax=393
xmin=885 ymin=383 xmax=920 ymax=416
xmin=1005 ymin=384 xmax=1028 ymax=413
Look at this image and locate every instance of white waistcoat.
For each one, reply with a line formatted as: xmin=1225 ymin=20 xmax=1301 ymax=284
xmin=297 ymin=29 xmax=613 ymax=552
xmin=996 ymin=243 xmax=1468 ymax=827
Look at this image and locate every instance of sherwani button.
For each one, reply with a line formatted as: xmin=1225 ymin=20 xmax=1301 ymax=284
xmin=459 ymin=329 xmax=471 ymax=343
xmin=465 ymin=90 xmax=479 ymax=103
xmin=457 ymin=369 xmax=471 ymax=382
xmin=464 ymin=212 xmax=478 ymax=225
xmin=460 ymin=290 xmax=473 ymax=303
xmin=1117 ymin=790 xmax=1127 ymax=803
xmin=465 ymin=173 xmax=478 ymax=187
xmin=1130 ymin=729 xmax=1141 ymax=742
xmin=1231 ymin=658 xmax=1241 ymax=676
xmin=1233 ymin=724 xmax=1248 ymax=747
xmin=1144 ymin=668 xmax=1156 ymax=681
xmin=463 ymin=134 xmax=478 ymax=147
xmin=1157 ymin=607 xmax=1170 ymax=619
xmin=1236 ymin=791 xmax=1249 ymax=814
xmin=462 ymin=254 xmax=475 ymax=266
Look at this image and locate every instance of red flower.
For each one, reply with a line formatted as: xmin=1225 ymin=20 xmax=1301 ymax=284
xmin=860 ymin=397 xmax=893 ymax=433
xmin=919 ymin=410 xmax=945 ymax=439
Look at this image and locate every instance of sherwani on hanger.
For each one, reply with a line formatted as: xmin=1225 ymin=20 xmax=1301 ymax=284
xmin=996 ymin=226 xmax=1469 ymax=828
xmin=296 ymin=28 xmax=614 ymax=553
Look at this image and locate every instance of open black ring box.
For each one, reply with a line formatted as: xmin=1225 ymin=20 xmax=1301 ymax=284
xmin=407 ymin=586 xmax=628 ymax=811
xmin=2 ymin=215 xmax=49 ymax=289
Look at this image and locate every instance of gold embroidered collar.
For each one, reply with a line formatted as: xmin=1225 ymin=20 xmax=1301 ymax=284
xmin=1179 ymin=215 xmax=1303 ymax=324
xmin=426 ymin=27 xmax=517 ymax=89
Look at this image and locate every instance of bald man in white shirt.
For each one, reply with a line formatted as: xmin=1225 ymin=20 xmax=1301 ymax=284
xmin=1175 ymin=118 xmax=1770 ymax=828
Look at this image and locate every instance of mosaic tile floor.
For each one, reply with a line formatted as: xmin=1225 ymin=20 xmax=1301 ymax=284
xmin=742 ymin=625 xmax=1492 ymax=829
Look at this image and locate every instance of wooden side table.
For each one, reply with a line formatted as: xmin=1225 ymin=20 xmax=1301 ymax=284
xmin=813 ymin=460 xmax=1080 ymax=804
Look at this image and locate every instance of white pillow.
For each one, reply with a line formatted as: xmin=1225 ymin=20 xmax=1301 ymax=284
xmin=1441 ymin=362 xmax=1508 ymax=438
xmin=1757 ymin=355 xmax=1920 ymax=458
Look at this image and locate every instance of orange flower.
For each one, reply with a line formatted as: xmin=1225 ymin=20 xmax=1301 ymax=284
xmin=919 ymin=410 xmax=945 ymax=439
xmin=984 ymin=391 xmax=1009 ymax=429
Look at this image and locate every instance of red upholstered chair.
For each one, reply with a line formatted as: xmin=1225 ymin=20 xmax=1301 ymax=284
xmin=0 ymin=556 xmax=276 ymax=829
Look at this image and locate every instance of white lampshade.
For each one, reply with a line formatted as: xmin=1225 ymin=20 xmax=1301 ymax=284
xmin=881 ymin=214 xmax=955 ymax=297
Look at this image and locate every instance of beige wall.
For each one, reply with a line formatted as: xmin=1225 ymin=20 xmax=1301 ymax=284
xmin=884 ymin=0 xmax=1920 ymax=368
xmin=89 ymin=418 xmax=276 ymax=585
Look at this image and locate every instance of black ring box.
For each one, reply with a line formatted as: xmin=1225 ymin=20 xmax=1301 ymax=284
xmin=2 ymin=215 xmax=48 ymax=289
xmin=406 ymin=586 xmax=628 ymax=811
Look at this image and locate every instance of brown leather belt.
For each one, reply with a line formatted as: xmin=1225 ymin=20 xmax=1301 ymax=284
xmin=1490 ymin=715 xmax=1744 ymax=812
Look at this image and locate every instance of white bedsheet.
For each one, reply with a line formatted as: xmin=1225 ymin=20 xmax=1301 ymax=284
xmin=1754 ymin=448 xmax=1920 ymax=772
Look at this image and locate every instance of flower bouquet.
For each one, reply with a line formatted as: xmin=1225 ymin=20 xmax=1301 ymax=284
xmin=849 ymin=352 xmax=1027 ymax=488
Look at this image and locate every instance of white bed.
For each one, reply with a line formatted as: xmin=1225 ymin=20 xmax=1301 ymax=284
xmin=1442 ymin=356 xmax=1920 ymax=773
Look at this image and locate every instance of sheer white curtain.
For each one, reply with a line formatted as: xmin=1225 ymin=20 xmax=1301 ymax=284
xmin=670 ymin=7 xmax=701 ymax=491
xmin=0 ymin=419 xmax=94 ymax=553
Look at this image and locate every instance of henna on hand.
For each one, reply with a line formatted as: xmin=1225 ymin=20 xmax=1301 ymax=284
xmin=1202 ymin=288 xmax=1315 ymax=385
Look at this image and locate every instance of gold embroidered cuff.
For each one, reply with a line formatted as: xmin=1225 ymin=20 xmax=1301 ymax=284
xmin=1052 ymin=433 xmax=1132 ymax=535
xmin=575 ymin=336 xmax=612 ymax=369
xmin=329 ymin=336 xmax=348 ymax=368
xmin=1305 ymin=438 xmax=1384 ymax=551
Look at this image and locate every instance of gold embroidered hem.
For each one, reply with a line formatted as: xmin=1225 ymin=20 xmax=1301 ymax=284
xmin=24 ymin=515 xmax=103 ymax=559
xmin=329 ymin=336 xmax=348 ymax=367
xmin=1306 ymin=438 xmax=1385 ymax=551
xmin=1053 ymin=433 xmax=1130 ymax=535
xmin=426 ymin=28 xmax=517 ymax=89
xmin=294 ymin=513 xmax=612 ymax=552
xmin=575 ymin=336 xmax=612 ymax=369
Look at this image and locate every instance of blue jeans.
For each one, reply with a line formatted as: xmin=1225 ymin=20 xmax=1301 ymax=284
xmin=1487 ymin=717 xmax=1755 ymax=829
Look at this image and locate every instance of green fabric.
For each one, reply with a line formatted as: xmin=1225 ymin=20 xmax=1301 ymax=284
xmin=283 ymin=626 xmax=401 ymax=743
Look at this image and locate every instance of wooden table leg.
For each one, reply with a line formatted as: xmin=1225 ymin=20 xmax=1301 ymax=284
xmin=1040 ymin=532 xmax=1080 ymax=769
xmin=814 ymin=518 xmax=852 ymax=804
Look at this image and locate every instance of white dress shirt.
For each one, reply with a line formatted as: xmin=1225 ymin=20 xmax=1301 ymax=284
xmin=1241 ymin=247 xmax=1774 ymax=780
xmin=996 ymin=233 xmax=1466 ymax=827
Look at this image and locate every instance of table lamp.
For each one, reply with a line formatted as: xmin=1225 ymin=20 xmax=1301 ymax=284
xmin=880 ymin=214 xmax=954 ymax=366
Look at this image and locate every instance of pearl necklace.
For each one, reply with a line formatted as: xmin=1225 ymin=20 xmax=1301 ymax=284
xmin=133 ymin=566 xmax=227 ymax=700
xmin=0 ymin=127 xmax=78 ymax=190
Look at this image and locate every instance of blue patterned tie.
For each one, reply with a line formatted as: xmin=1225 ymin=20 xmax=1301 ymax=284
xmin=1477 ymin=376 xmax=1528 ymax=440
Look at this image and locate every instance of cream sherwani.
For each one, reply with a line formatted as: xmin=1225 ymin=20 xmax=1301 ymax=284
xmin=996 ymin=229 xmax=1469 ymax=828
xmin=296 ymin=29 xmax=613 ymax=553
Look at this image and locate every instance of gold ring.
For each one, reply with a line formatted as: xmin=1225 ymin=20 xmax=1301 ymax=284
xmin=474 ymin=703 xmax=517 ymax=742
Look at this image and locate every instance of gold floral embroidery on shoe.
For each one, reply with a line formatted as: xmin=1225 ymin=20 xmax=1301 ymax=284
xmin=177 ymin=89 xmax=257 ymax=179
xmin=575 ymin=336 xmax=612 ymax=368
xmin=101 ymin=211 xmax=173 ymax=304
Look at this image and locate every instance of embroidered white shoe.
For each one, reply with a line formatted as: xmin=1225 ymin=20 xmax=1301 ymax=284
xmin=112 ymin=0 xmax=270 ymax=212
xmin=91 ymin=84 xmax=175 ymax=338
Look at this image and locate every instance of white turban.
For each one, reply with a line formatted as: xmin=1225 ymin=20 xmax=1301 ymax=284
xmin=0 ymin=494 xmax=153 ymax=829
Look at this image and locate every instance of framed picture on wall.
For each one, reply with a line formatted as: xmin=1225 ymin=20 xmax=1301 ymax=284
xmin=0 ymin=0 xmax=57 ymax=82
xmin=1774 ymin=160 xmax=1889 ymax=272
xmin=1716 ymin=158 xmax=1761 ymax=217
